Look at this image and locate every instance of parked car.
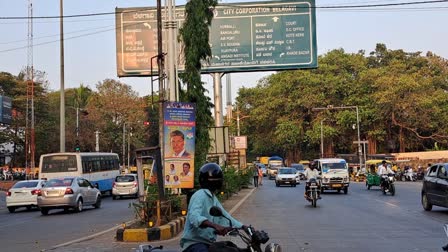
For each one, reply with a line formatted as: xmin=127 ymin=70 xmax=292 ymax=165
xmin=6 ymin=180 xmax=46 ymax=213
xmin=422 ymin=163 xmax=448 ymax=211
xmin=291 ymin=163 xmax=306 ymax=181
xmin=112 ymin=174 xmax=139 ymax=199
xmin=275 ymin=167 xmax=298 ymax=187
xmin=37 ymin=176 xmax=102 ymax=215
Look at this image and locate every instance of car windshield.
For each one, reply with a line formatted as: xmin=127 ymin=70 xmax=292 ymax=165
xmin=279 ymin=168 xmax=295 ymax=174
xmin=322 ymin=163 xmax=347 ymax=170
xmin=45 ymin=178 xmax=73 ymax=187
xmin=116 ymin=175 xmax=135 ymax=182
xmin=12 ymin=181 xmax=39 ymax=188
xmin=292 ymin=164 xmax=304 ymax=171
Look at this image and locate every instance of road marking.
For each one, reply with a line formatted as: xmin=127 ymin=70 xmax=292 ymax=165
xmin=43 ymin=220 xmax=136 ymax=251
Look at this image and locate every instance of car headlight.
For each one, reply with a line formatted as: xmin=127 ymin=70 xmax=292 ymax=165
xmin=343 ymin=177 xmax=349 ymax=182
xmin=323 ymin=178 xmax=329 ymax=183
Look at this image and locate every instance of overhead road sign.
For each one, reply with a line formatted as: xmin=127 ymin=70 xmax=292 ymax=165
xmin=115 ymin=0 xmax=317 ymax=77
xmin=0 ymin=95 xmax=12 ymax=125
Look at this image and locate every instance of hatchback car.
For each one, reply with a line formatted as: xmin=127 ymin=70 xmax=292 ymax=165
xmin=6 ymin=180 xmax=46 ymax=213
xmin=275 ymin=167 xmax=298 ymax=187
xmin=37 ymin=176 xmax=101 ymax=215
xmin=422 ymin=163 xmax=448 ymax=211
xmin=112 ymin=174 xmax=138 ymax=199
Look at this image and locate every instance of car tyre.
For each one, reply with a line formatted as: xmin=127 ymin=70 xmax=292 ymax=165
xmin=93 ymin=195 xmax=102 ymax=209
xmin=344 ymin=187 xmax=348 ymax=194
xmin=8 ymin=207 xmax=16 ymax=213
xmin=112 ymin=195 xmax=117 ymax=200
xmin=422 ymin=193 xmax=432 ymax=211
xmin=40 ymin=208 xmax=49 ymax=215
xmin=26 ymin=206 xmax=32 ymax=211
xmin=75 ymin=199 xmax=83 ymax=213
xmin=275 ymin=182 xmax=279 ymax=187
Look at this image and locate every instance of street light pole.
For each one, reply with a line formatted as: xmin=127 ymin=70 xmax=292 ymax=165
xmin=320 ymin=118 xmax=326 ymax=158
xmin=313 ymin=105 xmax=362 ymax=169
xmin=122 ymin=122 xmax=126 ymax=169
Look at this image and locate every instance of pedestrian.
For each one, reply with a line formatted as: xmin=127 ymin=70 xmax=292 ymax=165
xmin=258 ymin=166 xmax=263 ymax=186
xmin=253 ymin=165 xmax=259 ymax=187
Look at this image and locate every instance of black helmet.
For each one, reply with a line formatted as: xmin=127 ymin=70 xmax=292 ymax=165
xmin=199 ymin=163 xmax=224 ymax=191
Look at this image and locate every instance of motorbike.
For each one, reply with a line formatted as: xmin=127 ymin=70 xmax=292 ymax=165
xmin=381 ymin=173 xmax=396 ymax=196
xmin=305 ymin=177 xmax=321 ymax=208
xmin=401 ymin=170 xmax=417 ymax=181
xmin=137 ymin=206 xmax=281 ymax=252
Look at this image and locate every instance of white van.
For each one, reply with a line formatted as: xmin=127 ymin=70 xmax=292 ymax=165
xmin=315 ymin=158 xmax=350 ymax=194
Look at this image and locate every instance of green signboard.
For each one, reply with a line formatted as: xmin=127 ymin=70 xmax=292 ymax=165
xmin=207 ymin=1 xmax=317 ymax=72
xmin=115 ymin=0 xmax=316 ymax=76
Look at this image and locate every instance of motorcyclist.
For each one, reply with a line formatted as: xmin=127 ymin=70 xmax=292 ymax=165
xmin=180 ymin=163 xmax=247 ymax=252
xmin=377 ymin=160 xmax=394 ymax=191
xmin=404 ymin=166 xmax=415 ymax=181
xmin=304 ymin=161 xmax=321 ymax=199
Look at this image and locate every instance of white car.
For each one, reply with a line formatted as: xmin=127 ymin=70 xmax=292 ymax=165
xmin=112 ymin=174 xmax=139 ymax=199
xmin=275 ymin=167 xmax=298 ymax=187
xmin=6 ymin=180 xmax=46 ymax=213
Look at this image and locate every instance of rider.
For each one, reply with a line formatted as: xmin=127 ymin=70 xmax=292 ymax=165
xmin=377 ymin=160 xmax=394 ymax=190
xmin=180 ymin=163 xmax=247 ymax=252
xmin=304 ymin=161 xmax=321 ymax=199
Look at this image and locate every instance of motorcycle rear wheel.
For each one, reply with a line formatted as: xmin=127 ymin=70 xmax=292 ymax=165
xmin=311 ymin=191 xmax=317 ymax=208
xmin=389 ymin=184 xmax=395 ymax=196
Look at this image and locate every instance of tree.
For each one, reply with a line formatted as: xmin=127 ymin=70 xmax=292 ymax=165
xmin=179 ymin=0 xmax=216 ymax=175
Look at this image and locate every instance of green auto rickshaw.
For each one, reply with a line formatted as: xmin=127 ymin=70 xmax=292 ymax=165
xmin=365 ymin=160 xmax=393 ymax=190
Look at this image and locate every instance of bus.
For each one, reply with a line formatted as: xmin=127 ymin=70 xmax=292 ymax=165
xmin=38 ymin=152 xmax=120 ymax=194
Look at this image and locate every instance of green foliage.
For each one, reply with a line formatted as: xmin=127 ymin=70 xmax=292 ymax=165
xmin=238 ymin=44 xmax=448 ymax=159
xmin=217 ymin=166 xmax=251 ymax=201
xmin=179 ymin=0 xmax=217 ymax=177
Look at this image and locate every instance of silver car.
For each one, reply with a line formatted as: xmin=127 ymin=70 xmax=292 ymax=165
xmin=37 ymin=176 xmax=101 ymax=215
xmin=112 ymin=174 xmax=139 ymax=199
xmin=6 ymin=180 xmax=46 ymax=213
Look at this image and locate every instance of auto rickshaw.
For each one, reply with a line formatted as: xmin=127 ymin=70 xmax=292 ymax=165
xmin=365 ymin=159 xmax=393 ymax=190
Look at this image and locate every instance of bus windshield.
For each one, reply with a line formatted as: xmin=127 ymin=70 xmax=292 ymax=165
xmin=41 ymin=155 xmax=78 ymax=173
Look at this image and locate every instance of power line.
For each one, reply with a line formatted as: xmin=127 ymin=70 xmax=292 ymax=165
xmin=0 ymin=0 xmax=447 ymax=19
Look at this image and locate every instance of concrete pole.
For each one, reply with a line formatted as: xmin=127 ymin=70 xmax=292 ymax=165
xmin=127 ymin=131 xmax=131 ymax=170
xmin=212 ymin=73 xmax=224 ymax=127
xmin=122 ymin=123 xmax=126 ymax=168
xmin=320 ymin=119 xmax=326 ymax=158
xmin=95 ymin=131 xmax=99 ymax=152
xmin=167 ymin=0 xmax=176 ymax=101
xmin=59 ymin=0 xmax=65 ymax=152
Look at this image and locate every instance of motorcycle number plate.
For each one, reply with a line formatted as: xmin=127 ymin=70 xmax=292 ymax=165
xmin=332 ymin=184 xmax=342 ymax=188
xmin=310 ymin=185 xmax=318 ymax=188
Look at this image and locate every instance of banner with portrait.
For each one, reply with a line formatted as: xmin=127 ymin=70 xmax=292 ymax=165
xmin=163 ymin=102 xmax=195 ymax=189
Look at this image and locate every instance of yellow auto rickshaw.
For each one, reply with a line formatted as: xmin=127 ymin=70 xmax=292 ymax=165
xmin=365 ymin=159 xmax=393 ymax=190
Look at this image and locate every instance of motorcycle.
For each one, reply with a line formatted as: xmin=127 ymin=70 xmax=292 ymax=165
xmin=137 ymin=206 xmax=281 ymax=252
xmin=381 ymin=173 xmax=396 ymax=196
xmin=305 ymin=177 xmax=321 ymax=208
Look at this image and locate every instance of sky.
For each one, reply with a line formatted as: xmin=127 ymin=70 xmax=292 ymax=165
xmin=1 ymin=0 xmax=447 ymax=107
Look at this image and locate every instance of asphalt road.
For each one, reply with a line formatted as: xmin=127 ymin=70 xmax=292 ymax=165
xmin=1 ymin=179 xmax=448 ymax=252
xmin=0 ymin=193 xmax=135 ymax=251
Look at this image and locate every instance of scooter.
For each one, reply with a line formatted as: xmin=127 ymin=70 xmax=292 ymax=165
xmin=381 ymin=173 xmax=396 ymax=196
xmin=137 ymin=206 xmax=281 ymax=252
xmin=305 ymin=177 xmax=321 ymax=208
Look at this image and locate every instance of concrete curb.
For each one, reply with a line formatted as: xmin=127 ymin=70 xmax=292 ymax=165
xmin=116 ymin=216 xmax=186 ymax=242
